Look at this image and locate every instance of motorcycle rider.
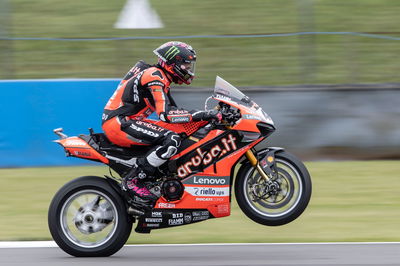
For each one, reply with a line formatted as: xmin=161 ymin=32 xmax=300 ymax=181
xmin=102 ymin=41 xmax=221 ymax=208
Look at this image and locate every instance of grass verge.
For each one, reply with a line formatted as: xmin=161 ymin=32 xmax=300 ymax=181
xmin=0 ymin=160 xmax=399 ymax=243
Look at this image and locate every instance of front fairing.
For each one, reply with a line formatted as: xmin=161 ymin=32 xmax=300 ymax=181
xmin=211 ymin=76 xmax=274 ymax=126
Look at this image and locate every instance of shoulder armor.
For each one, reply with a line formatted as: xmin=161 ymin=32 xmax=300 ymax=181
xmin=141 ymin=67 xmax=169 ymax=87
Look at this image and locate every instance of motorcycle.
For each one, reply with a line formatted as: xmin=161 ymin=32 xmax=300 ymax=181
xmin=48 ymin=76 xmax=312 ymax=257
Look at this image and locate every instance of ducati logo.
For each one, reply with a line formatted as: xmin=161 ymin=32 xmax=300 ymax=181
xmin=177 ymin=134 xmax=237 ymax=178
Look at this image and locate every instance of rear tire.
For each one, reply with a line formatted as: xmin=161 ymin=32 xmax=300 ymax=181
xmin=48 ymin=176 xmax=133 ymax=257
xmin=235 ymin=151 xmax=311 ymax=226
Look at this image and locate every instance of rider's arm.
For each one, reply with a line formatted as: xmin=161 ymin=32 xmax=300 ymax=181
xmin=144 ymin=70 xmax=220 ymax=123
xmin=151 ymin=87 xmax=221 ymax=123
xmin=145 ymin=78 xmax=192 ymax=123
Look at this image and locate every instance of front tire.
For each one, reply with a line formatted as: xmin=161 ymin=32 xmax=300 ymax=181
xmin=235 ymin=151 xmax=311 ymax=226
xmin=48 ymin=176 xmax=133 ymax=257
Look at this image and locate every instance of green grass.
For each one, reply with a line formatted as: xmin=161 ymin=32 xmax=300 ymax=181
xmin=0 ymin=160 xmax=399 ymax=243
xmin=1 ymin=0 xmax=400 ymax=85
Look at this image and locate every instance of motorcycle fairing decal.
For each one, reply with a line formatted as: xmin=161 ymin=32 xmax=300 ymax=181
xmin=182 ymin=175 xmax=230 ymax=197
xmin=182 ymin=175 xmax=230 ymax=185
xmin=155 ymin=190 xmax=229 ymax=208
xmin=174 ymin=130 xmax=246 ymax=179
xmin=185 ymin=186 xmax=229 ymax=197
xmin=170 ymin=129 xmax=224 ymax=160
xmin=135 ymin=209 xmax=213 ymax=231
xmin=155 ymin=175 xmax=231 ymax=218
xmin=56 ymin=137 xmax=109 ymax=164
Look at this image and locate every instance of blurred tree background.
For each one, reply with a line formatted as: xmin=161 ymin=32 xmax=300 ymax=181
xmin=0 ymin=0 xmax=399 ymax=87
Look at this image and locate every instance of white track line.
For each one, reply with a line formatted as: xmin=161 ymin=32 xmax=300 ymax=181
xmin=0 ymin=241 xmax=58 ymax=248
xmin=0 ymin=241 xmax=400 ymax=249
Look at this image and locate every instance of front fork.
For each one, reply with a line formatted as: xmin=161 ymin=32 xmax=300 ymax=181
xmin=245 ymin=150 xmax=272 ymax=182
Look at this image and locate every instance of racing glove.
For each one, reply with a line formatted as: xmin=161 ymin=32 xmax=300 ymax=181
xmin=192 ymin=110 xmax=222 ymax=122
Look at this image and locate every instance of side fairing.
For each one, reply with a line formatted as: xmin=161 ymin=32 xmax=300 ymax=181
xmin=171 ymin=130 xmax=247 ymax=179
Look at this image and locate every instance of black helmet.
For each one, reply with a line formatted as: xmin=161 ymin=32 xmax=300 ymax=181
xmin=153 ymin=41 xmax=197 ymax=85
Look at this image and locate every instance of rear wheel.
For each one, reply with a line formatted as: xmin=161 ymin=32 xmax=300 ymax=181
xmin=235 ymin=151 xmax=311 ymax=226
xmin=48 ymin=176 xmax=133 ymax=257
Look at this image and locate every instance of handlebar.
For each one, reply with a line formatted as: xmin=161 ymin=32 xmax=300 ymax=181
xmin=218 ymin=103 xmax=241 ymax=125
xmin=222 ymin=109 xmax=241 ymax=123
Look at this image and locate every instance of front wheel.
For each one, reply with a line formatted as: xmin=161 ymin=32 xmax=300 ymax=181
xmin=48 ymin=176 xmax=133 ymax=257
xmin=235 ymin=150 xmax=312 ymax=226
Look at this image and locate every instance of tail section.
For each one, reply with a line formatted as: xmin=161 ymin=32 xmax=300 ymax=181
xmin=53 ymin=128 xmax=109 ymax=164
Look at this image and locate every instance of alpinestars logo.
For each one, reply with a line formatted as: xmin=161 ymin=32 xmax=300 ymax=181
xmin=165 ymin=46 xmax=180 ymax=60
xmin=132 ymin=72 xmax=143 ymax=103
xmin=177 ymin=134 xmax=238 ymax=178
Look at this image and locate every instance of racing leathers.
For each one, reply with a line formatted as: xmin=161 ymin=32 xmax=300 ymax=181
xmin=102 ymin=61 xmax=219 ymax=205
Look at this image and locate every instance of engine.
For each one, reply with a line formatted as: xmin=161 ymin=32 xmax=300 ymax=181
xmin=161 ymin=179 xmax=185 ymax=201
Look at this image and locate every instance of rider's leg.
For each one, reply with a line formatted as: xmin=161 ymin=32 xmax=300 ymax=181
xmin=145 ymin=131 xmax=182 ymax=171
xmin=108 ymin=118 xmax=181 ymax=203
xmin=124 ymin=137 xmax=182 ymax=204
xmin=122 ymin=131 xmax=182 ymax=198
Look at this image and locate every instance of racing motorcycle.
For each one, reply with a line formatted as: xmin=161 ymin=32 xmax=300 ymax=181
xmin=48 ymin=76 xmax=312 ymax=257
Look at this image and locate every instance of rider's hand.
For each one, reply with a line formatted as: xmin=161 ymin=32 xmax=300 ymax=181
xmin=210 ymin=110 xmax=223 ymax=122
xmin=192 ymin=110 xmax=222 ymax=122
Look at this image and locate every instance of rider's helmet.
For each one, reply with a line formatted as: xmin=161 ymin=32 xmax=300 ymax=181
xmin=153 ymin=41 xmax=197 ymax=85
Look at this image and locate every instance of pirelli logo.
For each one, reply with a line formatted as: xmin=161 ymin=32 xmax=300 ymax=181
xmin=165 ymin=46 xmax=179 ymax=60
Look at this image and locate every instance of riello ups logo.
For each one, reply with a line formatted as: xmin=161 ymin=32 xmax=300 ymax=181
xmin=177 ymin=133 xmax=239 ymax=178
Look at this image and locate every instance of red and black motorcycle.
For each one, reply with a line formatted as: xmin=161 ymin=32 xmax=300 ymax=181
xmin=48 ymin=76 xmax=312 ymax=257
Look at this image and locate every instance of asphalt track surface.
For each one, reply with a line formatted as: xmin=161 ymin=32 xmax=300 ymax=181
xmin=1 ymin=243 xmax=399 ymax=266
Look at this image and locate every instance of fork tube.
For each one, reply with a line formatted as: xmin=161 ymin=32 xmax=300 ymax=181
xmin=245 ymin=150 xmax=271 ymax=182
xmin=228 ymin=123 xmax=271 ymax=182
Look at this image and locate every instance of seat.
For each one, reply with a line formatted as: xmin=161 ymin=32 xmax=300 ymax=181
xmin=79 ymin=133 xmax=152 ymax=159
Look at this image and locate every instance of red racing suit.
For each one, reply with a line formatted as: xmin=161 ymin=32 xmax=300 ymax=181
xmin=102 ymin=61 xmax=199 ymax=170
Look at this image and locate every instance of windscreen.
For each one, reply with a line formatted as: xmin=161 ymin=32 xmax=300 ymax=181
xmin=213 ymin=76 xmax=254 ymax=107
xmin=211 ymin=76 xmax=274 ymax=125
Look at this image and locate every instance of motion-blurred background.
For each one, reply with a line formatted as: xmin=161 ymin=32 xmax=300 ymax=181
xmin=0 ymin=0 xmax=399 ymax=243
xmin=1 ymin=0 xmax=400 ymax=84
xmin=1 ymin=0 xmax=400 ymax=166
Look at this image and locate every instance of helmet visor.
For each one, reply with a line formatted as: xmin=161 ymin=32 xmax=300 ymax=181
xmin=181 ymin=61 xmax=196 ymax=76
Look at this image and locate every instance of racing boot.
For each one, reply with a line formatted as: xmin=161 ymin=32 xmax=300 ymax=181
xmin=121 ymin=159 xmax=158 ymax=209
